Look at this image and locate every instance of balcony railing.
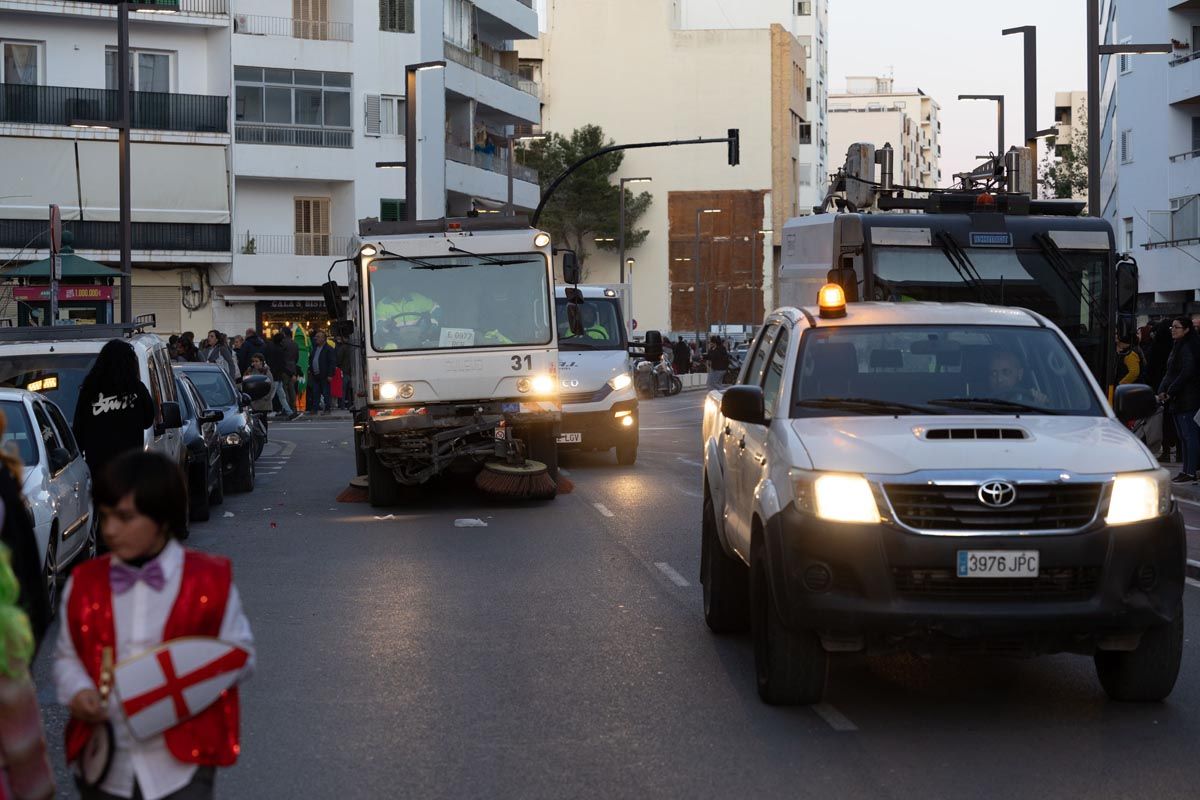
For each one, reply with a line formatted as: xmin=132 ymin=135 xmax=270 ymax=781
xmin=1 ymin=0 xmax=228 ymax=13
xmin=0 ymin=84 xmax=228 ymax=133
xmin=445 ymin=141 xmax=539 ymax=183
xmin=444 ymin=40 xmax=539 ymax=97
xmin=233 ymin=13 xmax=353 ymax=42
xmin=0 ymin=219 xmax=230 ymax=252
xmin=235 ymin=123 xmax=352 ymax=148
xmin=235 ymin=233 xmax=351 ymax=257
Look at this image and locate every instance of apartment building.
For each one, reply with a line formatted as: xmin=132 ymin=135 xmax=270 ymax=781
xmin=517 ymin=0 xmax=811 ymax=333
xmin=1053 ymin=90 xmax=1087 ymax=156
xmin=1100 ymin=0 xmax=1200 ymax=312
xmin=827 ymin=76 xmax=941 ymax=190
xmin=0 ymin=0 xmax=541 ymax=335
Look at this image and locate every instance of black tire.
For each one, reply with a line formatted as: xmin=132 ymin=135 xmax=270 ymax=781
xmin=209 ymin=461 xmax=225 ymax=506
xmin=668 ymin=376 xmax=683 ymax=396
xmin=752 ymin=542 xmax=827 ymax=705
xmin=44 ymin=524 xmax=60 ymax=618
xmin=1095 ymin=613 xmax=1184 ymax=701
xmin=615 ymin=433 xmax=638 ymax=466
xmin=524 ymin=423 xmax=559 ymax=484
xmin=702 ymin=495 xmax=749 ymax=633
xmin=354 ymin=427 xmax=368 ymax=477
xmin=189 ymin=464 xmax=211 ymax=522
xmin=367 ymin=448 xmax=403 ymax=507
xmin=233 ymin=449 xmax=255 ymax=493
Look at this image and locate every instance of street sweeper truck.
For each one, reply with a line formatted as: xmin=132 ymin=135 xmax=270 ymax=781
xmin=323 ymin=215 xmax=570 ymax=506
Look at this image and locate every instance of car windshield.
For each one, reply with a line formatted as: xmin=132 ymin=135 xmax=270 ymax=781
xmin=793 ymin=325 xmax=1104 ymax=417
xmin=368 ymin=252 xmax=552 ymax=352
xmin=0 ymin=353 xmax=96 ymax=421
xmin=555 ymin=298 xmax=625 ymax=351
xmin=0 ymin=400 xmax=37 ymax=466
xmin=184 ymin=369 xmax=238 ymax=407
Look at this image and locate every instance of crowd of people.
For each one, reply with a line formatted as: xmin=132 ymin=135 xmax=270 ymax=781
xmin=165 ymin=327 xmax=354 ymax=418
xmin=665 ymin=335 xmax=737 ymax=389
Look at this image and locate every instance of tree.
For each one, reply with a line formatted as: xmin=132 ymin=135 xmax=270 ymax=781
xmin=1039 ymin=100 xmax=1089 ymax=210
xmin=518 ymin=124 xmax=652 ymax=275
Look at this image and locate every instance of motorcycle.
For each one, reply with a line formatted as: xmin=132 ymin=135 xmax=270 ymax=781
xmin=634 ymin=355 xmax=682 ymax=398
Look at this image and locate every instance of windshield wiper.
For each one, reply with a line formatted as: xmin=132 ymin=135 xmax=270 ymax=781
xmin=934 ymin=232 xmax=993 ymax=304
xmin=927 ymin=397 xmax=1062 ymax=415
xmin=795 ymin=397 xmax=943 ymax=416
xmin=446 ymin=243 xmax=531 ymax=268
xmin=1031 ymin=233 xmax=1104 ymax=329
xmin=373 ymin=251 xmax=441 ymax=270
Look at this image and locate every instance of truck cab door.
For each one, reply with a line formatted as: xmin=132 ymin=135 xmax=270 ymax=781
xmin=738 ymin=326 xmax=791 ymax=531
xmin=723 ymin=324 xmax=779 ymax=555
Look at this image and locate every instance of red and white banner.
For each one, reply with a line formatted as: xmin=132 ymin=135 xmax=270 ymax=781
xmin=13 ymin=286 xmax=114 ymax=302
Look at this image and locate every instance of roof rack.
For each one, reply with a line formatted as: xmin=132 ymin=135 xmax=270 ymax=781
xmin=0 ymin=313 xmax=156 ymax=343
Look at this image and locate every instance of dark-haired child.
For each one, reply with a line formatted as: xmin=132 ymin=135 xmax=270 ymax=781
xmin=53 ymin=451 xmax=254 ymax=800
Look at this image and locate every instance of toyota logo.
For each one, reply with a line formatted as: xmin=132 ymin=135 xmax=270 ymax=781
xmin=978 ymin=481 xmax=1017 ymax=508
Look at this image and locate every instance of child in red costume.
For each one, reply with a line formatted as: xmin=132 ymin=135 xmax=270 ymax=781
xmin=53 ymin=452 xmax=254 ymax=800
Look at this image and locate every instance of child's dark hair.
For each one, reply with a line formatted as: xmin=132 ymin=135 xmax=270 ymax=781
xmin=95 ymin=451 xmax=188 ymax=538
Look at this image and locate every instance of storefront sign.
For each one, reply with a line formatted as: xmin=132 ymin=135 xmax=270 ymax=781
xmin=13 ymin=286 xmax=114 ymax=302
xmin=259 ymin=299 xmax=327 ymax=312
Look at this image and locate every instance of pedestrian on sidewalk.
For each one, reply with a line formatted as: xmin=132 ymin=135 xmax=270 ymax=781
xmin=265 ymin=333 xmax=298 ymax=420
xmin=53 ymin=451 xmax=255 ymax=800
xmin=243 ymin=354 xmax=274 ymax=432
xmin=199 ymin=331 xmax=238 ymax=384
xmin=673 ymin=338 xmax=691 ymax=375
xmin=1156 ymin=316 xmax=1200 ymax=483
xmin=238 ymin=328 xmax=267 ymax=375
xmin=704 ymin=336 xmax=730 ymax=390
xmin=280 ymin=327 xmax=300 ymax=413
xmin=307 ymin=330 xmax=335 ymax=415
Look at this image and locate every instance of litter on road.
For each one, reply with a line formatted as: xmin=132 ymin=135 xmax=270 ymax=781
xmin=454 ymin=518 xmax=488 ymax=528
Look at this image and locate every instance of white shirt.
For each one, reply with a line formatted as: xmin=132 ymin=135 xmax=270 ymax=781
xmin=53 ymin=540 xmax=255 ymax=800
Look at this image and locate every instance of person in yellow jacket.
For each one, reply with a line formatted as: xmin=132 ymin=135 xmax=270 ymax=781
xmin=374 ymin=289 xmax=441 ymax=350
xmin=580 ymin=304 xmax=609 ymax=341
xmin=1116 ymin=332 xmax=1144 ymax=385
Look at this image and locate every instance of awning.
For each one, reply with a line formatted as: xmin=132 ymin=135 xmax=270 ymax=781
xmin=3 ymin=252 xmax=123 ymax=278
xmin=219 ymin=294 xmax=325 ymax=303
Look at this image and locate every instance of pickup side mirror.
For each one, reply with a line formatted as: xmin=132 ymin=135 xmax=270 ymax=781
xmin=322 ymin=280 xmax=346 ymax=321
xmin=160 ymin=401 xmax=183 ymax=430
xmin=721 ymin=385 xmax=765 ymax=425
xmin=1113 ymin=383 xmax=1157 ymax=424
xmin=48 ymin=446 xmax=72 ymax=474
xmin=561 ymin=251 xmax=581 ymax=285
xmin=200 ymin=410 xmax=224 ymax=424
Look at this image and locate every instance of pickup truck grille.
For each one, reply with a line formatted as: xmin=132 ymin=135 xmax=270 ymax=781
xmin=892 ymin=567 xmax=1100 ymax=601
xmin=883 ymin=483 xmax=1103 ymax=532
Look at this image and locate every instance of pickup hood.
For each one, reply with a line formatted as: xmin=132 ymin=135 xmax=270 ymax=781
xmin=789 ymin=416 xmax=1157 ymax=476
xmin=558 ymin=351 xmax=629 ymax=392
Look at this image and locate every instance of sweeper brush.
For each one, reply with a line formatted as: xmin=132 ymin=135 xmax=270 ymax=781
xmin=475 ymin=460 xmax=558 ymax=500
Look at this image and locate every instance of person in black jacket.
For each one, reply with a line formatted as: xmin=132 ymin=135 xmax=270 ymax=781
xmin=705 ymin=336 xmax=730 ymax=389
xmin=307 ymin=330 xmax=337 ymax=415
xmin=0 ymin=414 xmax=50 ymax=648
xmin=72 ymin=341 xmax=156 ymax=549
xmin=1157 ymin=317 xmax=1200 ymax=482
xmin=673 ymin=338 xmax=692 ymax=375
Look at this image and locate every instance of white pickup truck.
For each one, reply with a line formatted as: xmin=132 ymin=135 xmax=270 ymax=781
xmin=700 ymin=288 xmax=1185 ymax=705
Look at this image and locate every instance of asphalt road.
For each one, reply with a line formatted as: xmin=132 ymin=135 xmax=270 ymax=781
xmin=32 ymin=394 xmax=1200 ymax=798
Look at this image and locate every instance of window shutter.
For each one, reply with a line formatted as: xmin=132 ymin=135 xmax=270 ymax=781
xmin=1120 ymin=130 xmax=1132 ymax=164
xmin=381 ymin=199 xmax=406 ymax=222
xmin=364 ymin=94 xmax=381 ymax=136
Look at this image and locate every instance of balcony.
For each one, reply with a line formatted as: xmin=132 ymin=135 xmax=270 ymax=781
xmin=444 ymin=41 xmax=538 ymax=97
xmin=234 ymin=233 xmax=351 ymax=257
xmin=0 ymin=84 xmax=228 ymax=133
xmin=0 ymin=0 xmax=229 ymax=23
xmin=230 ymin=232 xmax=351 ymax=285
xmin=0 ymin=219 xmax=230 ymax=252
xmin=235 ymin=123 xmax=351 ymax=149
xmin=1169 ymin=51 xmax=1200 ymax=105
xmin=233 ymin=13 xmax=353 ymax=42
xmin=445 ymin=140 xmax=538 ymax=183
xmin=1169 ymin=150 xmax=1200 ymax=199
xmin=472 ymin=0 xmax=538 ymax=41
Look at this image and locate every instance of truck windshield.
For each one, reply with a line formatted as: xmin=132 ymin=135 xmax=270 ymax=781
xmin=555 ymin=298 xmax=625 ymax=350
xmin=871 ymin=247 xmax=1108 ymax=381
xmin=792 ymin=325 xmax=1104 ymax=417
xmin=368 ymin=253 xmax=552 ymax=352
xmin=0 ymin=353 xmax=96 ymax=421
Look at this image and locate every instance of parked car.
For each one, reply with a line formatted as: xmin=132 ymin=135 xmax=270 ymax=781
xmin=175 ymin=374 xmax=224 ymax=523
xmin=176 ymin=364 xmax=270 ymax=493
xmin=0 ymin=388 xmax=95 ymax=613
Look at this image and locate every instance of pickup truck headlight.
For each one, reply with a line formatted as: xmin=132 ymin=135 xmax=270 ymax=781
xmin=608 ymin=373 xmax=632 ymax=392
xmin=791 ymin=470 xmax=881 ymax=524
xmin=1106 ymin=471 xmax=1171 ymax=525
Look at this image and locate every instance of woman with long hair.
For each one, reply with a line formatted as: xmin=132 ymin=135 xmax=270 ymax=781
xmin=199 ymin=330 xmax=238 ymax=383
xmin=71 ymin=340 xmax=156 ymax=506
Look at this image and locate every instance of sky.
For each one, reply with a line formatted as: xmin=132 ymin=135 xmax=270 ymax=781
xmin=827 ymin=0 xmax=1088 ymax=186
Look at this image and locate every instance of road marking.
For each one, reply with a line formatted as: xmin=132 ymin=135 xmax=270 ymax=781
xmin=559 ymin=468 xmax=571 ymax=476
xmin=1175 ymin=497 xmax=1200 ymax=509
xmin=654 ymin=562 xmax=690 ymax=587
xmin=676 ymin=457 xmax=704 ymax=468
xmin=1187 ymin=525 xmax=1200 ymax=532
xmin=812 ymin=703 xmax=858 ymax=732
xmin=640 ymin=426 xmax=695 ymax=431
xmin=1188 ymin=578 xmax=1200 ymax=590
xmin=680 ymin=489 xmax=703 ymax=499
xmin=593 ymin=503 xmax=614 ymax=518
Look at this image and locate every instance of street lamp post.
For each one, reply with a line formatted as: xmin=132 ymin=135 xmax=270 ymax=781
xmin=618 ymin=177 xmax=651 ymax=284
xmin=694 ymin=208 xmax=721 ymax=346
xmin=377 ymin=61 xmax=445 ymax=222
xmin=959 ymin=94 xmax=1006 ymax=164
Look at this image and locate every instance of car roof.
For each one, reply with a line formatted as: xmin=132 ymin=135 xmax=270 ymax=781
xmin=774 ymin=302 xmax=1047 ymax=330
xmin=176 ymin=362 xmax=223 ymax=372
xmin=0 ymin=332 xmax=165 ymax=356
xmin=553 ymin=286 xmax=621 ymax=299
xmin=0 ymin=387 xmax=36 ymax=403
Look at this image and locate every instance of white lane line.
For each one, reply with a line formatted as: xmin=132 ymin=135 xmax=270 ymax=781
xmin=676 ymin=457 xmax=704 ymax=468
xmin=654 ymin=562 xmax=690 ymax=587
xmin=640 ymin=426 xmax=695 ymax=431
xmin=1188 ymin=578 xmax=1200 ymax=590
xmin=1175 ymin=497 xmax=1200 ymax=509
xmin=593 ymin=503 xmax=614 ymax=518
xmin=812 ymin=703 xmax=858 ymax=732
xmin=1187 ymin=525 xmax=1200 ymax=532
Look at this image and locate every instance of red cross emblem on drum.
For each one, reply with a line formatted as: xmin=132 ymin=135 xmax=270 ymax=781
xmin=114 ymin=638 xmax=249 ymax=741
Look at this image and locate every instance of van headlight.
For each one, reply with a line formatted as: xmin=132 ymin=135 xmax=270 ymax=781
xmin=530 ymin=374 xmax=556 ymax=395
xmin=1106 ymin=471 xmax=1171 ymax=525
xmin=608 ymin=373 xmax=632 ymax=392
xmin=791 ymin=470 xmax=881 ymax=524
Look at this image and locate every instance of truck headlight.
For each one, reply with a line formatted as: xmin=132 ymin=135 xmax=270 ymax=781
xmin=531 ymin=374 xmax=556 ymax=395
xmin=791 ymin=470 xmax=881 ymax=524
xmin=608 ymin=373 xmax=632 ymax=392
xmin=1106 ymin=471 xmax=1171 ymax=525
xmin=379 ymin=382 xmax=399 ymax=401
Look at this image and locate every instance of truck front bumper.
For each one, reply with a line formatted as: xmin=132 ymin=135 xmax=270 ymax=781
xmin=557 ymin=399 xmax=638 ymax=450
xmin=762 ymin=504 xmax=1186 ymax=654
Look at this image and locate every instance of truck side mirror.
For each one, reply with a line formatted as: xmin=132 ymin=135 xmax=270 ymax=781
xmin=332 ymin=319 xmax=355 ymax=339
xmin=1116 ymin=257 xmax=1138 ymax=316
xmin=644 ymin=330 xmax=663 ymax=361
xmin=322 ymin=280 xmax=346 ymax=321
xmin=721 ymin=385 xmax=765 ymax=425
xmin=564 ymin=287 xmax=585 ymax=336
xmin=561 ymin=251 xmax=581 ymax=285
xmin=827 ymin=262 xmax=859 ymax=302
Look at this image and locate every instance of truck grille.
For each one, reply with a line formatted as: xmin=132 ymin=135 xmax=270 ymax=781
xmin=892 ymin=567 xmax=1100 ymax=601
xmin=883 ymin=483 xmax=1103 ymax=532
xmin=560 ymin=384 xmax=613 ymax=405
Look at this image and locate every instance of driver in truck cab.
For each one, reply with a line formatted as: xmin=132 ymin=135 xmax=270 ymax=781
xmin=374 ymin=284 xmax=441 ymax=351
xmin=580 ymin=304 xmax=609 ymax=341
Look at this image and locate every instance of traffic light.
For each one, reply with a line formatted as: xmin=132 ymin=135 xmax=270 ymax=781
xmin=728 ymin=128 xmax=740 ymax=167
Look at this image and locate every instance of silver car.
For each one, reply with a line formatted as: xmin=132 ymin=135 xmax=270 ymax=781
xmin=0 ymin=387 xmax=95 ymax=612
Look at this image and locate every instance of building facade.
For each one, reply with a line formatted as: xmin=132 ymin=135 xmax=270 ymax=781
xmin=518 ymin=0 xmax=811 ymax=333
xmin=827 ymin=76 xmax=941 ymax=190
xmin=0 ymin=0 xmax=541 ymax=336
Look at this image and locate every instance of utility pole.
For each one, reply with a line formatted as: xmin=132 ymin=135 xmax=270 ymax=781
xmin=118 ymin=1 xmax=132 ymax=323
xmin=694 ymin=208 xmax=721 ymax=346
xmin=618 ymin=176 xmax=651 ymax=284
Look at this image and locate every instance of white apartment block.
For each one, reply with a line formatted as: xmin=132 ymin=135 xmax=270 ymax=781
xmin=828 ymin=76 xmax=941 ymax=189
xmin=0 ymin=0 xmax=541 ymax=336
xmin=1100 ymin=0 xmax=1200 ymax=312
xmin=1053 ymin=90 xmax=1087 ymax=154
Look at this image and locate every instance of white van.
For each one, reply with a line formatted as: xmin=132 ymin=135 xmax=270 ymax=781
xmin=554 ymin=286 xmax=639 ymax=464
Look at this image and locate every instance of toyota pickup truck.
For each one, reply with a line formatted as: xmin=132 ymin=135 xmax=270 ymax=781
xmin=700 ymin=285 xmax=1185 ymax=705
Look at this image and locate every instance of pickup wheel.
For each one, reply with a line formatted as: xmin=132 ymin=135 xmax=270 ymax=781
xmin=702 ymin=495 xmax=748 ymax=633
xmin=1095 ymin=613 xmax=1183 ymax=701
xmin=752 ymin=543 xmax=827 ymax=705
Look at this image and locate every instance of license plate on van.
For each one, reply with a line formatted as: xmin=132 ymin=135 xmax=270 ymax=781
xmin=956 ymin=550 xmax=1039 ymax=578
xmin=557 ymin=433 xmax=582 ymax=444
